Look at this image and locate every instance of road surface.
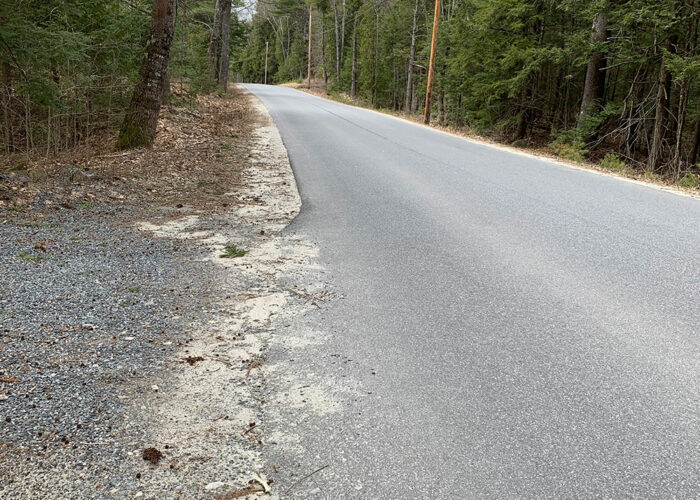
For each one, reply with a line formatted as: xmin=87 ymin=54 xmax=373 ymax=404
xmin=244 ymin=84 xmax=699 ymax=498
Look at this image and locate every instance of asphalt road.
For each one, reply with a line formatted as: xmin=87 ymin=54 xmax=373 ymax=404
xmin=244 ymin=84 xmax=699 ymax=498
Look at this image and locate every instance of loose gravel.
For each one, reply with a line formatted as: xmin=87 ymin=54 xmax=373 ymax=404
xmin=0 ymin=88 xmax=322 ymax=499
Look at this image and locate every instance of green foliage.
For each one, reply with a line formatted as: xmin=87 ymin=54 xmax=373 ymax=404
xmin=552 ymin=140 xmax=588 ymax=163
xmin=678 ymin=173 xmax=699 ymax=190
xmin=220 ymin=245 xmax=247 ymax=258
xmin=14 ymin=251 xmax=46 ymax=263
xmin=550 ymin=128 xmax=588 ymax=162
xmin=237 ymin=0 xmax=698 ymax=174
xmin=1 ymin=0 xmax=247 ymax=155
xmin=600 ymin=153 xmax=627 ymax=172
xmin=1 ymin=0 xmax=149 ymax=152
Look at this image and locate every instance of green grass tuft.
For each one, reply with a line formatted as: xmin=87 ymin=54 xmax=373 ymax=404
xmin=14 ymin=251 xmax=46 ymax=263
xmin=220 ymin=245 xmax=247 ymax=258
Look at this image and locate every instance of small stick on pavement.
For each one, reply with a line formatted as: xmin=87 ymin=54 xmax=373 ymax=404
xmin=283 ymin=464 xmax=329 ymax=495
xmin=241 ymin=422 xmax=257 ymax=436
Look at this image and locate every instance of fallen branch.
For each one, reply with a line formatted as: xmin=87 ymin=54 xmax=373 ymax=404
xmin=283 ymin=464 xmax=329 ymax=495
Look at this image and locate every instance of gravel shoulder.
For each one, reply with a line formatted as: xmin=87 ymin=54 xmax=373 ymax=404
xmin=0 ymin=87 xmax=324 ymax=499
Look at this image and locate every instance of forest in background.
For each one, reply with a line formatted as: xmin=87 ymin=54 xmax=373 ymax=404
xmin=0 ymin=0 xmax=246 ymax=157
xmin=2 ymin=0 xmax=699 ymax=188
xmin=238 ymin=0 xmax=700 ymax=186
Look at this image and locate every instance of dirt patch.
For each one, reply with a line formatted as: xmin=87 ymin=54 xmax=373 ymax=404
xmin=142 ymin=447 xmax=164 ymax=465
xmin=183 ymin=355 xmax=205 ymax=366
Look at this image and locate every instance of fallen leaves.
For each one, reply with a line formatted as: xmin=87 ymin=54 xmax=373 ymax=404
xmin=0 ymin=88 xmax=255 ymax=214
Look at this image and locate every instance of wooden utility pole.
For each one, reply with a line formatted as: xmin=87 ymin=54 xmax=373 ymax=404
xmin=423 ymin=0 xmax=441 ymax=124
xmin=308 ymin=4 xmax=313 ymax=89
xmin=264 ymin=41 xmax=269 ymax=84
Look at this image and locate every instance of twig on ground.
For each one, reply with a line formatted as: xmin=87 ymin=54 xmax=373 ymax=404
xmin=283 ymin=464 xmax=329 ymax=495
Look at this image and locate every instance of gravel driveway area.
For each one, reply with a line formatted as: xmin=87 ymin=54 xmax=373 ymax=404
xmin=1 ymin=88 xmax=323 ymax=499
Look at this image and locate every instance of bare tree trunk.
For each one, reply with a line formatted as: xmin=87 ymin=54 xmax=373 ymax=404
xmin=333 ymin=0 xmax=341 ymax=77
xmin=340 ymin=0 xmax=346 ymax=71
xmin=690 ymin=118 xmax=700 ymax=167
xmin=307 ymin=4 xmax=313 ymax=89
xmin=321 ymin=12 xmax=328 ymax=86
xmin=208 ymin=0 xmax=226 ymax=82
xmin=672 ymin=76 xmax=689 ymax=176
xmin=350 ymin=17 xmax=358 ymax=97
xmin=578 ymin=11 xmax=608 ymax=124
xmin=647 ymin=36 xmax=676 ymax=173
xmin=1 ymin=61 xmax=12 ymax=153
xmin=219 ymin=0 xmax=231 ymax=91
xmin=405 ymin=0 xmax=419 ymax=114
xmin=116 ymin=0 xmax=176 ymax=150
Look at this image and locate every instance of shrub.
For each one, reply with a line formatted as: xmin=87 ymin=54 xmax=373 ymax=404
xmin=551 ymin=140 xmax=587 ymax=162
xmin=550 ymin=129 xmax=588 ymax=163
xmin=600 ymin=153 xmax=626 ymax=172
xmin=678 ymin=173 xmax=699 ymax=190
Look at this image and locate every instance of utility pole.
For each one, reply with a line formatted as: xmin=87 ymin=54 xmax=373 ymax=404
xmin=307 ymin=3 xmax=313 ymax=89
xmin=264 ymin=41 xmax=269 ymax=84
xmin=423 ymin=0 xmax=441 ymax=124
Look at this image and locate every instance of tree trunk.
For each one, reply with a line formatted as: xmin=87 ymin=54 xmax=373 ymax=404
xmin=307 ymin=4 xmax=313 ymax=89
xmin=689 ymin=118 xmax=700 ymax=168
xmin=321 ymin=12 xmax=328 ymax=86
xmin=647 ymin=36 xmax=677 ymax=173
xmin=578 ymin=12 xmax=608 ymax=124
xmin=161 ymin=69 xmax=170 ymax=104
xmin=350 ymin=17 xmax=358 ymax=97
xmin=672 ymin=76 xmax=689 ymax=176
xmin=404 ymin=0 xmax=419 ymax=114
xmin=208 ymin=0 xmax=226 ymax=82
xmin=340 ymin=0 xmax=346 ymax=72
xmin=1 ymin=61 xmax=12 ymax=153
xmin=218 ymin=0 xmax=231 ymax=91
xmin=438 ymin=87 xmax=445 ymax=125
xmin=116 ymin=0 xmax=176 ymax=150
xmin=333 ymin=0 xmax=341 ymax=77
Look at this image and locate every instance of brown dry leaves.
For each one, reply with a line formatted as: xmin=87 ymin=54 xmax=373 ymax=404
xmin=1 ymin=87 xmax=258 ymax=215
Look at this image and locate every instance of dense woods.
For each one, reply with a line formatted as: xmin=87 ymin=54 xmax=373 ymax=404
xmin=2 ymin=0 xmax=698 ymax=187
xmin=238 ymin=0 xmax=700 ymax=185
xmin=0 ymin=0 xmax=245 ymax=156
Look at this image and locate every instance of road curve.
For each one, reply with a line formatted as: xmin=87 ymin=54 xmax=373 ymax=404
xmin=244 ymin=84 xmax=699 ymax=499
